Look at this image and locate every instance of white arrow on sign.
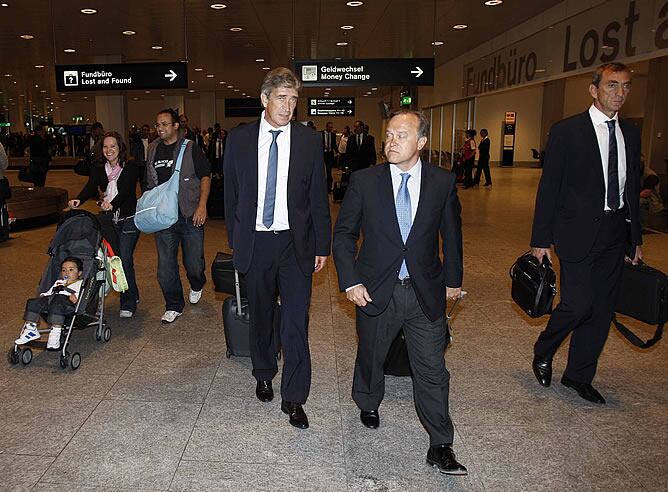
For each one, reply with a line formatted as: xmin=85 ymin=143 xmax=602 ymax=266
xmin=347 ymin=99 xmax=352 ymax=104
xmin=411 ymin=66 xmax=423 ymax=78
xmin=164 ymin=69 xmax=177 ymax=82
xmin=347 ymin=109 xmax=352 ymax=114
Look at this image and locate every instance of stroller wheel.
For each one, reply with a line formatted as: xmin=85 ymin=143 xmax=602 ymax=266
xmin=8 ymin=347 xmax=20 ymax=365
xmin=21 ymin=348 xmax=32 ymax=365
xmin=59 ymin=352 xmax=69 ymax=369
xmin=103 ymin=326 xmax=112 ymax=343
xmin=70 ymin=352 xmax=81 ymax=370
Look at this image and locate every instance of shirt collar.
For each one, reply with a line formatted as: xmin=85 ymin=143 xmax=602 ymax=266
xmin=589 ymin=104 xmax=619 ymax=125
xmin=390 ymin=158 xmax=422 ymax=180
xmin=260 ymin=110 xmax=291 ymax=134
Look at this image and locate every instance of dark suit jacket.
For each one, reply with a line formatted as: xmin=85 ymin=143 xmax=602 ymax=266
xmin=346 ymin=133 xmax=376 ymax=171
xmin=76 ymin=161 xmax=138 ymax=220
xmin=207 ymin=131 xmax=225 ymax=174
xmin=224 ymin=120 xmax=331 ymax=276
xmin=333 ymin=162 xmax=463 ymax=321
xmin=531 ymin=111 xmax=642 ymax=262
xmin=478 ymin=137 xmax=490 ymax=161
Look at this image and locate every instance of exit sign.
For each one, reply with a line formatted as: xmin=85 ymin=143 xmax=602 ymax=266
xmin=0 ymin=122 xmax=10 ymax=127
xmin=400 ymin=95 xmax=412 ymax=106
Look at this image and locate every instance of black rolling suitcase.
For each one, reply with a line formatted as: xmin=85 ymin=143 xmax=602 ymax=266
xmin=384 ymin=294 xmax=463 ymax=376
xmin=212 ymin=251 xmax=248 ymax=297
xmin=613 ymin=261 xmax=666 ymax=349
xmin=222 ymin=269 xmax=281 ymax=358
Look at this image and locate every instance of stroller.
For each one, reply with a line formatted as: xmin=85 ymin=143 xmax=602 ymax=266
xmin=8 ymin=209 xmax=112 ymax=370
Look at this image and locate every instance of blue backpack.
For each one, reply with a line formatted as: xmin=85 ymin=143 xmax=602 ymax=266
xmin=134 ymin=141 xmax=188 ymax=233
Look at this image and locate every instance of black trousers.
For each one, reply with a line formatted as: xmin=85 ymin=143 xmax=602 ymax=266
xmin=324 ymin=151 xmax=336 ymax=191
xmin=463 ymin=157 xmax=475 ymax=187
xmin=473 ymin=156 xmax=491 ymax=185
xmin=245 ymin=231 xmax=312 ymax=403
xmin=534 ymin=212 xmax=626 ymax=383
xmin=24 ymin=295 xmax=75 ymax=325
xmin=353 ymin=281 xmax=454 ymax=445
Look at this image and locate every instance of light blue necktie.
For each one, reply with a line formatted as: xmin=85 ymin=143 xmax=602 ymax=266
xmin=396 ymin=172 xmax=412 ymax=279
xmin=263 ymin=130 xmax=282 ymax=228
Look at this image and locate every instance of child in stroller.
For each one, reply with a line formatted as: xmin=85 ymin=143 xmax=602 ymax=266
xmin=15 ymin=256 xmax=84 ymax=350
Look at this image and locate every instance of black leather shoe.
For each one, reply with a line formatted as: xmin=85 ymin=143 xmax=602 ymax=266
xmin=561 ymin=376 xmax=606 ymax=404
xmin=426 ymin=444 xmax=468 ymax=476
xmin=360 ymin=410 xmax=380 ymax=429
xmin=532 ymin=355 xmax=552 ymax=387
xmin=281 ymin=401 xmax=309 ymax=429
xmin=255 ymin=380 xmax=273 ymax=402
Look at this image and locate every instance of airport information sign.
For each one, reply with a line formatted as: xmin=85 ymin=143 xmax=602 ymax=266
xmin=55 ymin=62 xmax=188 ymax=91
xmin=307 ymin=98 xmax=355 ymax=116
xmin=294 ymin=58 xmax=434 ymax=87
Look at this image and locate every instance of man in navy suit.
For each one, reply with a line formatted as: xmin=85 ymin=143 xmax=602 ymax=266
xmin=333 ymin=109 xmax=467 ymax=476
xmin=346 ymin=120 xmax=376 ymax=172
xmin=530 ymin=62 xmax=643 ymax=404
xmin=321 ymin=121 xmax=338 ymax=192
xmin=224 ymin=67 xmax=331 ymax=429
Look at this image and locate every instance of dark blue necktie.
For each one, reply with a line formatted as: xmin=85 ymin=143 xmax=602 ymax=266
xmin=396 ymin=173 xmax=412 ymax=279
xmin=263 ymin=130 xmax=282 ymax=228
xmin=606 ymin=120 xmax=620 ymax=210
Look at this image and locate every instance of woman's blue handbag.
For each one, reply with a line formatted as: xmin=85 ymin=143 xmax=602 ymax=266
xmin=134 ymin=141 xmax=187 ymax=233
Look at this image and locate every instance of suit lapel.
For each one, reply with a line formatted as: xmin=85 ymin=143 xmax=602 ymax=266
xmin=378 ymin=164 xmax=404 ymax=244
xmin=407 ymin=163 xmax=431 ymax=243
xmin=248 ymin=120 xmax=261 ymax=203
xmin=582 ymin=112 xmax=606 ymax=195
xmin=287 ymin=122 xmax=301 ymax=200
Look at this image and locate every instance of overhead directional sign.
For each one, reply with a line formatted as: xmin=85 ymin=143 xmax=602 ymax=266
xmin=55 ymin=62 xmax=188 ymax=92
xmin=307 ymin=97 xmax=355 ymax=116
xmin=294 ymin=58 xmax=434 ymax=87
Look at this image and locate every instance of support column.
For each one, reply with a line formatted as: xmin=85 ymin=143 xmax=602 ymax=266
xmin=199 ymin=91 xmax=216 ymax=130
xmin=643 ymin=58 xmax=668 ymax=176
xmin=95 ymin=94 xmax=127 ymax=139
xmin=17 ymin=97 xmax=26 ymax=132
xmin=539 ymin=78 xmax=565 ymax=151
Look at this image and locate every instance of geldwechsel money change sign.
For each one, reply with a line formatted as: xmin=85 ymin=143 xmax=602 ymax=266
xmin=55 ymin=62 xmax=188 ymax=92
xmin=294 ymin=59 xmax=434 ymax=87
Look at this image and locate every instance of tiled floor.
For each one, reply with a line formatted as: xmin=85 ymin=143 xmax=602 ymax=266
xmin=0 ymin=167 xmax=665 ymax=490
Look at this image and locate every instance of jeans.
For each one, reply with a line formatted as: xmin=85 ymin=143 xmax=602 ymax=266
xmin=154 ymin=214 xmax=206 ymax=312
xmin=114 ymin=218 xmax=140 ymax=312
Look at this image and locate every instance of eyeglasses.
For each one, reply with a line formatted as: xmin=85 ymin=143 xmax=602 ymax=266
xmin=154 ymin=122 xmax=174 ymax=128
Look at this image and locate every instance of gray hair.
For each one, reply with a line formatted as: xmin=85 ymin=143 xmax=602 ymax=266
xmin=389 ymin=108 xmax=429 ymax=139
xmin=260 ymin=67 xmax=302 ymax=98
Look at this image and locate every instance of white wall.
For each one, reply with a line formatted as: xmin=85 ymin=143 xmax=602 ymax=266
xmin=475 ymin=84 xmax=545 ymax=164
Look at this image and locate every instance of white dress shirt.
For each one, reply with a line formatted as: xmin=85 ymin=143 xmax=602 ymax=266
xmin=588 ymin=104 xmax=627 ymax=210
xmin=256 ymin=111 xmax=291 ymax=231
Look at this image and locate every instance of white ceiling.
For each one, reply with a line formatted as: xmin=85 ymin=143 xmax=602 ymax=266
xmin=0 ymin=0 xmax=564 ymax=116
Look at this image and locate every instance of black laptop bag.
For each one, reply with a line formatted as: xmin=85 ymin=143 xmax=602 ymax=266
xmin=509 ymin=252 xmax=557 ymax=318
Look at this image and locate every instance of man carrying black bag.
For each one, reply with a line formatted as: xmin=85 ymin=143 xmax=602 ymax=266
xmin=530 ymin=63 xmax=644 ymax=404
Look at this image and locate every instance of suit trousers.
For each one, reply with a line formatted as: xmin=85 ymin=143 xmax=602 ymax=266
xmin=473 ymin=156 xmax=491 ymax=185
xmin=353 ymin=281 xmax=454 ymax=445
xmin=534 ymin=212 xmax=626 ymax=383
xmin=245 ymin=231 xmax=313 ymax=403
xmin=324 ymin=151 xmax=336 ymax=192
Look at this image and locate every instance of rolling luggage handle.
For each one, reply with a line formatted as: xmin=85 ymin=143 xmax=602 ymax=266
xmin=234 ymin=269 xmax=242 ymax=316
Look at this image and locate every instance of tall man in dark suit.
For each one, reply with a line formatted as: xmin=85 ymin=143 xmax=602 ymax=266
xmin=346 ymin=120 xmax=376 ymax=172
xmin=531 ymin=63 xmax=643 ymax=404
xmin=321 ymin=121 xmax=337 ymax=192
xmin=473 ymin=128 xmax=491 ymax=187
xmin=333 ymin=109 xmax=467 ymax=476
xmin=224 ymin=67 xmax=331 ymax=429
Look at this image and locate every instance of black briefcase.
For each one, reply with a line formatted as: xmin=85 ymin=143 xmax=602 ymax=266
xmin=384 ymin=295 xmax=461 ymax=377
xmin=212 ymin=251 xmax=247 ymax=297
xmin=613 ymin=261 xmax=666 ymax=349
xmin=509 ymin=252 xmax=557 ymax=318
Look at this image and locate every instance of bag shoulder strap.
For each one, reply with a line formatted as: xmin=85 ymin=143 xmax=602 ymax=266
xmin=612 ymin=315 xmax=664 ymax=349
xmin=166 ymin=140 xmax=189 ymax=193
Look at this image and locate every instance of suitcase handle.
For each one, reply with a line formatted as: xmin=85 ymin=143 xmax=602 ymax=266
xmin=234 ymin=269 xmax=242 ymax=316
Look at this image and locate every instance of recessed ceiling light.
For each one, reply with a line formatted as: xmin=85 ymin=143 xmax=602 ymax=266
xmin=340 ymin=25 xmax=354 ymax=30
xmin=255 ymin=58 xmax=265 ymax=62
xmin=227 ymin=85 xmax=233 ymax=88
xmin=80 ymin=8 xmax=96 ymax=14
xmin=432 ymin=41 xmax=444 ymax=46
xmin=122 ymin=30 xmax=136 ymax=36
xmin=230 ymin=27 xmax=243 ymax=32
xmin=206 ymin=74 xmax=215 ymax=78
xmin=20 ymin=34 xmax=34 ymax=40
xmin=83 ymin=96 xmax=88 ymax=99
xmin=371 ymin=87 xmax=377 ymax=91
xmin=145 ymin=90 xmax=151 ymax=93
xmin=363 ymin=94 xmax=369 ymax=97
xmin=210 ymin=3 xmax=226 ymax=9
xmin=484 ymin=0 xmax=503 ymax=5
xmin=194 ymin=67 xmax=203 ymax=71
xmin=1 ymin=4 xmax=9 ymax=7
xmin=189 ymin=89 xmax=195 ymax=93
xmin=242 ymin=93 xmax=246 ymax=95
xmin=132 ymin=97 xmax=139 ymax=101
xmin=40 ymin=90 xmax=46 ymax=93
xmin=64 ymin=48 xmax=76 ymax=53
xmin=152 ymin=45 xmax=163 ymax=50
xmin=34 ymin=65 xmax=45 ymax=68
xmin=219 ymin=81 xmax=225 ymax=84
xmin=453 ymin=24 xmax=468 ymax=29
xmin=3 ymin=73 xmax=12 ymax=77
xmin=346 ymin=1 xmax=363 ymax=6
xmin=336 ymin=42 xmax=348 ymax=46
xmin=246 ymin=95 xmax=251 ymax=98
xmin=262 ymin=66 xmax=270 ymax=70
xmin=34 ymin=84 xmax=39 ymax=88
xmin=233 ymin=89 xmax=239 ymax=92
